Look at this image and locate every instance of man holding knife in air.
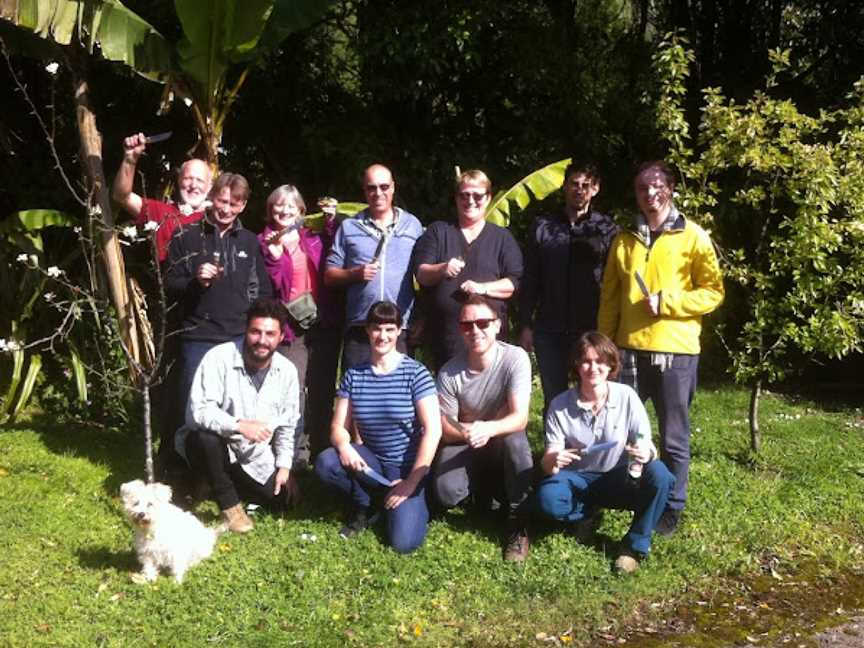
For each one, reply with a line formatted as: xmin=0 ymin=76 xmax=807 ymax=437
xmin=112 ymin=132 xmax=212 ymax=261
xmin=598 ymin=160 xmax=724 ymax=536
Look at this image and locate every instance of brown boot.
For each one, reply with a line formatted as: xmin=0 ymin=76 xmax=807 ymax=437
xmin=221 ymin=504 xmax=254 ymax=533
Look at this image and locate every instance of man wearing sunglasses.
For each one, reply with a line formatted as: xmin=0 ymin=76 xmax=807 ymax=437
xmin=325 ymin=164 xmax=423 ymax=369
xmin=432 ymin=295 xmax=533 ymax=562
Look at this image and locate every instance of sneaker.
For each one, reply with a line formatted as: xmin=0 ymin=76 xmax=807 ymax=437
xmin=655 ymin=508 xmax=681 ymax=536
xmin=568 ymin=509 xmax=604 ymax=544
xmin=339 ymin=506 xmax=377 ymax=539
xmin=221 ymin=503 xmax=254 ymax=533
xmin=503 ymin=525 xmax=530 ymax=563
xmin=614 ymin=550 xmax=641 ymax=574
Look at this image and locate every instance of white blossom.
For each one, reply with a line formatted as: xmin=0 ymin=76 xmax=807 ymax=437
xmin=183 ymin=97 xmax=193 ymax=107
xmin=73 ymin=226 xmax=82 ymax=234
xmin=44 ymin=292 xmax=56 ymax=302
xmin=88 ymin=204 xmax=102 ymax=217
xmin=121 ymin=225 xmax=138 ymax=239
xmin=143 ymin=221 xmax=159 ymax=232
xmin=29 ymin=254 xmax=38 ymax=266
xmin=44 ymin=62 xmax=59 ymax=75
xmin=16 ymin=253 xmax=28 ymax=263
xmin=237 ymin=250 xmax=248 ymax=258
xmin=0 ymin=338 xmax=21 ymax=352
xmin=46 ymin=266 xmax=63 ymax=278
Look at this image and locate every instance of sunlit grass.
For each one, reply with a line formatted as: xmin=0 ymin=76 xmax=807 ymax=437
xmin=0 ymin=385 xmax=862 ymax=646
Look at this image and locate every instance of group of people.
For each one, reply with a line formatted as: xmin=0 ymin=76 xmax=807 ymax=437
xmin=113 ymin=134 xmax=724 ymax=573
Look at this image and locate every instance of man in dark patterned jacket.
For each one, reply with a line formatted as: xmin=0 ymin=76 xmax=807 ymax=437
xmin=519 ymin=161 xmax=618 ymax=413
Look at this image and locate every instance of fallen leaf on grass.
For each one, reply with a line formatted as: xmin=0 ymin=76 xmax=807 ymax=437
xmin=0 ymin=468 xmax=9 ymax=476
xmin=34 ymin=623 xmax=51 ymax=633
xmin=109 ymin=592 xmax=125 ymax=602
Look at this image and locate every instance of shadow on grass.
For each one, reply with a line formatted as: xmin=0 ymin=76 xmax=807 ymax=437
xmin=11 ymin=412 xmax=142 ymax=493
xmin=77 ymin=545 xmax=139 ymax=575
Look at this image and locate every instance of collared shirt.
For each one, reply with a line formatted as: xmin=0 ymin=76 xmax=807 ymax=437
xmin=176 ymin=339 xmax=300 ymax=484
xmin=327 ymin=207 xmax=423 ymax=327
xmin=544 ymin=382 xmax=655 ymax=473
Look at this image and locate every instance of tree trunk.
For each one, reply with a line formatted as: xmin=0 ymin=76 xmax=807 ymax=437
xmin=142 ymin=377 xmax=154 ymax=483
xmin=71 ymin=64 xmax=140 ymax=367
xmin=749 ymin=378 xmax=761 ymax=453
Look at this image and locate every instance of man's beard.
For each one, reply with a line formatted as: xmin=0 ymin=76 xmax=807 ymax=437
xmin=244 ymin=343 xmax=275 ymax=368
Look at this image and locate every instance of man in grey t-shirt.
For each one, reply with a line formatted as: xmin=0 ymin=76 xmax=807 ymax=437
xmin=433 ymin=295 xmax=534 ymax=562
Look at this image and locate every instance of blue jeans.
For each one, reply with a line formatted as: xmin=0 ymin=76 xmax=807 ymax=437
xmin=621 ymin=352 xmax=698 ymax=511
xmin=535 ymin=461 xmax=674 ymax=554
xmin=533 ymin=331 xmax=577 ymax=415
xmin=314 ymin=444 xmax=430 ymax=554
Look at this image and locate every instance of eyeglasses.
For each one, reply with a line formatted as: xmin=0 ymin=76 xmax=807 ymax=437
xmin=458 ymin=191 xmax=487 ymax=203
xmin=458 ymin=318 xmax=497 ymax=332
xmin=365 ymin=183 xmax=392 ymax=193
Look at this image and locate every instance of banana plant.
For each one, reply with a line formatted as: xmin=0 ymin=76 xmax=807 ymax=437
xmin=485 ymin=158 xmax=572 ymax=226
xmin=0 ymin=209 xmax=85 ymax=422
xmin=1 ymin=0 xmax=338 ymax=164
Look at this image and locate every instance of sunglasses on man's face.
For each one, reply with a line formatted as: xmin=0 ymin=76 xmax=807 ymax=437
xmin=365 ymin=183 xmax=392 ymax=193
xmin=458 ymin=318 xmax=497 ymax=333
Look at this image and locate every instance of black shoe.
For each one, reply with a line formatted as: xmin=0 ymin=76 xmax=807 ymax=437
xmin=655 ymin=508 xmax=681 ymax=536
xmin=568 ymin=508 xmax=604 ymax=544
xmin=339 ymin=506 xmax=378 ymax=539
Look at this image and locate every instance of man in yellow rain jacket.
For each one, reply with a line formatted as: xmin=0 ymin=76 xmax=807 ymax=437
xmin=598 ymin=160 xmax=724 ymax=536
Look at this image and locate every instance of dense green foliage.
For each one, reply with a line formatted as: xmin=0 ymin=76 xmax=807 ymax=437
xmin=2 ymin=1 xmax=864 ymax=421
xmin=1 ymin=387 xmax=863 ymax=645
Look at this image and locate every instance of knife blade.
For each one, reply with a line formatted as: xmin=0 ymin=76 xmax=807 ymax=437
xmin=362 ymin=466 xmax=394 ymax=487
xmin=145 ymin=131 xmax=173 ymax=144
xmin=634 ymin=270 xmax=651 ymax=298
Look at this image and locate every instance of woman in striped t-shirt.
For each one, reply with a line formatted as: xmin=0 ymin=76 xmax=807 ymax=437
xmin=314 ymin=301 xmax=441 ymax=553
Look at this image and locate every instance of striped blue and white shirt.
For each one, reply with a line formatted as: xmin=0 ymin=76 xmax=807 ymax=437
xmin=338 ymin=354 xmax=437 ymax=467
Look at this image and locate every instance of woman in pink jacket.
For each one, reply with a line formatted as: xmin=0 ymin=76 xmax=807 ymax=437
xmin=258 ymin=185 xmax=341 ymax=464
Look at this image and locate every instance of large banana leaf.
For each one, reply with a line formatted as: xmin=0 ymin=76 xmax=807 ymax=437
xmin=174 ymin=0 xmax=274 ymax=110
xmin=10 ymin=352 xmax=41 ymax=419
xmin=0 ymin=209 xmax=76 ymax=253
xmin=0 ymin=0 xmax=173 ymax=80
xmin=485 ymin=158 xmax=571 ymax=226
xmin=255 ymin=0 xmax=338 ymax=54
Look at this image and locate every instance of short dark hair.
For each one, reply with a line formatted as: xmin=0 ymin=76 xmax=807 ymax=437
xmin=366 ymin=301 xmax=403 ymax=328
xmin=246 ymin=298 xmax=286 ymax=331
xmin=210 ymin=172 xmax=250 ymax=202
xmin=569 ymin=331 xmax=621 ymax=382
xmin=564 ymin=160 xmax=600 ymax=183
xmin=459 ymin=294 xmax=497 ymax=317
xmin=635 ymin=160 xmax=676 ymax=189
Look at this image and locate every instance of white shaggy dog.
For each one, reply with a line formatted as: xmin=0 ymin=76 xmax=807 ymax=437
xmin=120 ymin=479 xmax=223 ymax=583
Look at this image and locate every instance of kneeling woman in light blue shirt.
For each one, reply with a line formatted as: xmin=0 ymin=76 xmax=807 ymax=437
xmin=314 ymin=301 xmax=441 ymax=553
xmin=535 ymin=331 xmax=674 ymax=573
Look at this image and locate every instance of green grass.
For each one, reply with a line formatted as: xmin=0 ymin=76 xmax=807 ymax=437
xmin=1 ymin=385 xmax=863 ymax=647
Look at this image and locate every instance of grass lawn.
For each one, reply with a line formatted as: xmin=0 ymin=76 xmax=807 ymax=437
xmin=1 ymin=384 xmax=863 ymax=646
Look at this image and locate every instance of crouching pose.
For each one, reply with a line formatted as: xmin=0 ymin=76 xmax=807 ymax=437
xmin=432 ymin=295 xmax=533 ymax=562
xmin=315 ymin=301 xmax=441 ymax=553
xmin=535 ymin=331 xmax=674 ymax=574
xmin=175 ymin=298 xmax=300 ymax=533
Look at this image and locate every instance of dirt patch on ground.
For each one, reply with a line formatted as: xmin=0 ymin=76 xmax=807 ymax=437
xmin=604 ymin=563 xmax=864 ymax=647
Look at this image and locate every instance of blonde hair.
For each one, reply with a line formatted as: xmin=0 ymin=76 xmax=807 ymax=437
xmin=266 ymin=184 xmax=307 ymax=223
xmin=455 ymin=169 xmax=492 ymax=195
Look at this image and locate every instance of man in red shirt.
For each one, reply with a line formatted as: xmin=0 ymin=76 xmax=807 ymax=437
xmin=112 ymin=132 xmax=213 ymax=261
